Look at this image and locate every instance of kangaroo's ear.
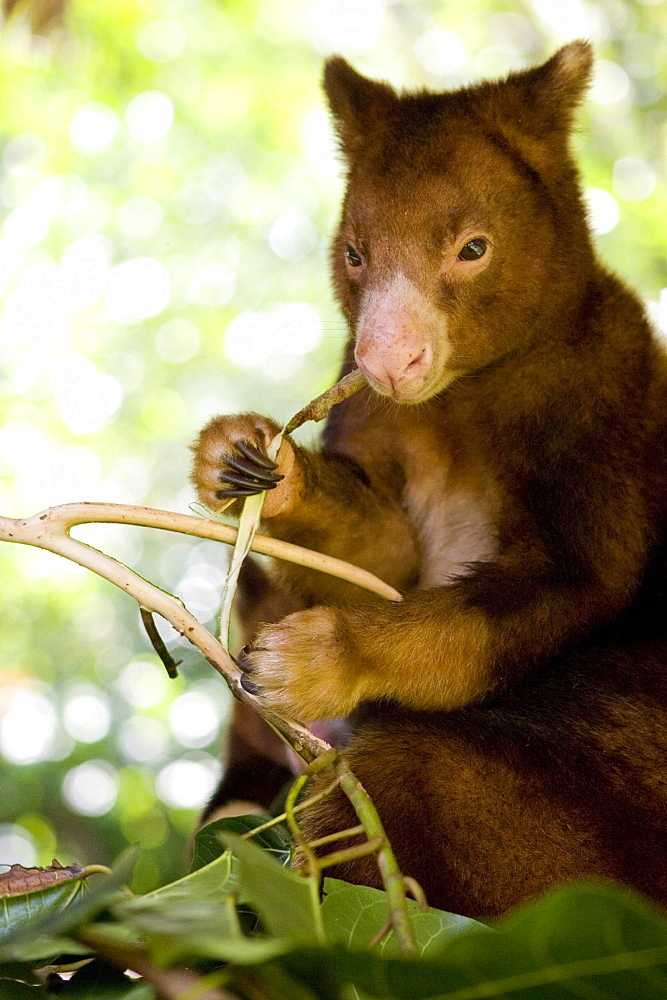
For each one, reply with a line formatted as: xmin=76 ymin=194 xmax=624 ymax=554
xmin=475 ymin=41 xmax=594 ymax=179
xmin=514 ymin=41 xmax=593 ymax=132
xmin=323 ymin=57 xmax=399 ymax=160
xmin=486 ymin=41 xmax=594 ymax=139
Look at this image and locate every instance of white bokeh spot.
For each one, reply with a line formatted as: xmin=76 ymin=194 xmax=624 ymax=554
xmin=62 ymin=761 xmax=118 ymax=816
xmin=62 ymin=687 xmax=112 ymax=744
xmin=126 ymin=91 xmax=174 ymax=143
xmin=414 ymin=28 xmax=466 ymax=75
xmin=225 ymin=302 xmax=322 ymax=368
xmin=268 ymin=212 xmax=318 ymax=261
xmin=52 ymin=354 xmax=123 ymax=434
xmin=169 ymin=691 xmax=220 ymax=749
xmin=0 ymin=688 xmax=57 ymax=765
xmin=137 ymin=18 xmax=186 ymax=62
xmin=70 ymin=103 xmax=119 ymax=155
xmin=584 ymin=187 xmax=620 ymax=235
xmin=590 ymin=61 xmax=631 ymax=105
xmin=308 ymin=0 xmax=385 ymax=56
xmin=105 ymin=257 xmax=170 ymax=323
xmin=156 ymin=757 xmax=218 ymax=809
xmin=612 ymin=156 xmax=656 ymax=203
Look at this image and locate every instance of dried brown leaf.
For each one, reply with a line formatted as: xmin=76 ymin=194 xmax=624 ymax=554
xmin=284 ymin=368 xmax=366 ymax=433
xmin=0 ymin=860 xmax=86 ymax=896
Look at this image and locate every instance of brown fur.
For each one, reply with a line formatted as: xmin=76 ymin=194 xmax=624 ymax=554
xmin=192 ymin=44 xmax=667 ymax=916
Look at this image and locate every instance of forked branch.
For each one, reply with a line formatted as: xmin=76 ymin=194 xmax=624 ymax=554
xmin=0 ymin=500 xmax=415 ymax=952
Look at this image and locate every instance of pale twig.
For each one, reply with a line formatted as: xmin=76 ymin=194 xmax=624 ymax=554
xmin=403 ymin=875 xmax=429 ymax=911
xmin=0 ymin=495 xmax=415 ymax=952
xmin=307 ymin=824 xmax=365 ymax=849
xmin=368 ymin=918 xmax=393 ymax=950
xmin=315 ymin=837 xmax=383 ymax=869
xmin=218 ymin=429 xmax=284 ymax=649
xmin=0 ymin=504 xmax=331 ymax=764
xmin=283 ymin=752 xmax=338 ymax=944
xmin=0 ymin=502 xmax=401 ymax=602
xmin=332 ymin=756 xmax=417 ymax=953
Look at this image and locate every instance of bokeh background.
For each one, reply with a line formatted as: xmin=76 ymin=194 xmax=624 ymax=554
xmin=1 ymin=0 xmax=665 ymax=893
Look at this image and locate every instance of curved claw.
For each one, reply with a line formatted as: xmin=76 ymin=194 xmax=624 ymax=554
xmin=215 ymin=486 xmax=262 ymax=499
xmin=220 ymin=471 xmax=278 ymax=491
xmin=236 ymin=646 xmax=252 ymax=672
xmin=240 ymin=675 xmax=261 ymax=695
xmin=237 ymin=440 xmax=280 ymax=470
xmin=225 ymin=454 xmax=284 ymax=485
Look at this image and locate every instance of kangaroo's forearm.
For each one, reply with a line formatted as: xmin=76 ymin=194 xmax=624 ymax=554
xmin=264 ymin=449 xmax=419 ymax=600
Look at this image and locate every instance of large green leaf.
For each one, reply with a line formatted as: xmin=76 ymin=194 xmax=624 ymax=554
xmin=191 ymin=814 xmax=292 ymax=872
xmin=115 ymin=841 xmax=302 ymax=965
xmin=283 ymin=881 xmax=667 ymax=999
xmin=115 ymin=848 xmax=238 ymax=930
xmin=115 ymin=848 xmax=245 ymax=964
xmin=321 ymin=879 xmax=483 ymax=958
xmin=217 ymin=831 xmax=317 ymax=942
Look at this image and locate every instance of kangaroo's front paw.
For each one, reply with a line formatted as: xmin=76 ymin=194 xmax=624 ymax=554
xmin=191 ymin=413 xmax=303 ymax=517
xmin=236 ymin=607 xmax=361 ymax=722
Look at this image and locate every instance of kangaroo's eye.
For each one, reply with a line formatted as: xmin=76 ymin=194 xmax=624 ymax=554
xmin=458 ymin=238 xmax=487 ymax=261
xmin=345 ymin=246 xmax=363 ymax=267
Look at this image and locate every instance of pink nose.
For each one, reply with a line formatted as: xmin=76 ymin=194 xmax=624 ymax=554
xmin=354 ymin=336 xmax=432 ymax=392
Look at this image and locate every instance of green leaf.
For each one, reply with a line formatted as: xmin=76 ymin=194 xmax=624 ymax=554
xmin=115 ymin=849 xmax=243 ymax=964
xmin=230 ymin=959 xmax=323 ymax=1000
xmin=191 ymin=814 xmax=292 ymax=872
xmin=115 ymin=844 xmax=299 ymax=964
xmin=120 ymin=845 xmax=237 ymax=912
xmin=217 ymin=831 xmax=317 ymax=942
xmin=0 ymin=851 xmax=137 ymax=966
xmin=321 ymin=878 xmax=483 ymax=958
xmin=285 ymin=881 xmax=667 ymax=999
xmin=149 ymin=934 xmax=297 ymax=967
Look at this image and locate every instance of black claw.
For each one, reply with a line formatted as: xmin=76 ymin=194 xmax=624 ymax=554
xmin=240 ymin=675 xmax=261 ymax=695
xmin=220 ymin=470 xmax=278 ymax=492
xmin=237 ymin=440 xmax=279 ymax=470
xmin=236 ymin=646 xmax=253 ymax=672
xmin=226 ymin=454 xmax=283 ymax=483
xmin=215 ymin=487 xmax=260 ymax=499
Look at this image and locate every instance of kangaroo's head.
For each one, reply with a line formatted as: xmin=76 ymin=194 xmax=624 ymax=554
xmin=324 ymin=43 xmax=595 ymax=404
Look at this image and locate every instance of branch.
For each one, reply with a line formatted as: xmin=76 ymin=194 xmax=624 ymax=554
xmin=0 ymin=501 xmax=415 ymax=952
xmin=0 ymin=502 xmax=401 ymax=602
xmin=0 ymin=502 xmax=331 ymax=763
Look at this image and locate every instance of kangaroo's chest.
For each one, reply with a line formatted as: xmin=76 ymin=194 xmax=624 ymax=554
xmin=401 ymin=425 xmax=500 ymax=588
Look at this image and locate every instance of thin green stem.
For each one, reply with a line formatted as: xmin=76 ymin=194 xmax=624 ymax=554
xmin=308 ymin=824 xmax=365 ymax=849
xmin=284 ymin=766 xmax=327 ymax=945
xmin=317 ymin=837 xmax=383 ymax=869
xmin=332 ymin=756 xmax=417 ymax=954
xmin=241 ymin=777 xmax=342 ymax=841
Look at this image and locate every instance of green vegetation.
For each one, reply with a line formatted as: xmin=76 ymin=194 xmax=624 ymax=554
xmin=3 ymin=816 xmax=667 ymax=998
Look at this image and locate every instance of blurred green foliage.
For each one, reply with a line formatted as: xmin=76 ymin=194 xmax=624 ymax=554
xmin=0 ymin=0 xmax=665 ymax=893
